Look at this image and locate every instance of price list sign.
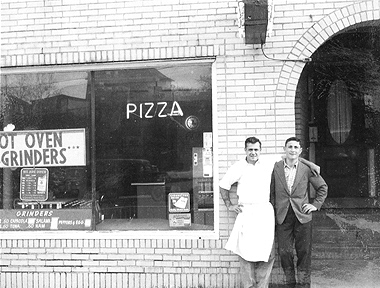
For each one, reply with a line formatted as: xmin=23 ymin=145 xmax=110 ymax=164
xmin=20 ymin=168 xmax=49 ymax=201
xmin=0 ymin=209 xmax=92 ymax=230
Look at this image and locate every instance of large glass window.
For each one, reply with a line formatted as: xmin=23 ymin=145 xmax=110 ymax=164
xmin=94 ymin=64 xmax=213 ymax=230
xmin=0 ymin=72 xmax=92 ymax=230
xmin=0 ymin=61 xmax=214 ymax=231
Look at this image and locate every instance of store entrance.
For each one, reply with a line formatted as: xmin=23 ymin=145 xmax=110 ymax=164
xmin=296 ymin=22 xmax=380 ymax=200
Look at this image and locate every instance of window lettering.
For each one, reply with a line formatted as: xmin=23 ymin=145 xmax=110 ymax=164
xmin=157 ymin=102 xmax=168 ymax=118
xmin=0 ymin=148 xmax=67 ymax=167
xmin=144 ymin=102 xmax=154 ymax=118
xmin=126 ymin=101 xmax=183 ymax=119
xmin=126 ymin=103 xmax=137 ymax=119
xmin=170 ymin=101 xmax=184 ymax=117
xmin=25 ymin=133 xmax=35 ymax=148
xmin=24 ymin=132 xmax=63 ymax=149
xmin=139 ymin=103 xmax=143 ymax=118
xmin=0 ymin=134 xmax=15 ymax=149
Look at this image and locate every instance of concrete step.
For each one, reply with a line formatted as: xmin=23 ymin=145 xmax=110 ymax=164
xmin=270 ymin=259 xmax=380 ymax=287
xmin=313 ymin=244 xmax=380 ymax=260
xmin=311 ymin=209 xmax=380 ymax=260
xmin=313 ymin=227 xmax=380 ymax=245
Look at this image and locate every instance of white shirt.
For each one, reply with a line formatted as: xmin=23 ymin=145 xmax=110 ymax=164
xmin=284 ymin=160 xmax=298 ymax=192
xmin=219 ymin=154 xmax=280 ymax=204
xmin=220 ymin=154 xmax=281 ymax=262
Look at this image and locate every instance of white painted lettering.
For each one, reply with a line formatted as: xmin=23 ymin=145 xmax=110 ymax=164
xmin=145 ymin=102 xmax=154 ymax=118
xmin=139 ymin=103 xmax=143 ymax=118
xmin=170 ymin=101 xmax=184 ymax=117
xmin=126 ymin=102 xmax=184 ymax=119
xmin=157 ymin=102 xmax=168 ymax=118
xmin=126 ymin=103 xmax=137 ymax=119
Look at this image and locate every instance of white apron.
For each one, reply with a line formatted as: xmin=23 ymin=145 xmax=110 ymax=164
xmin=221 ymin=156 xmax=280 ymax=262
xmin=225 ymin=201 xmax=274 ymax=262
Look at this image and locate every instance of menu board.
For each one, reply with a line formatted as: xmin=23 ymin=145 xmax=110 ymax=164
xmin=20 ymin=168 xmax=49 ymax=201
xmin=0 ymin=209 xmax=92 ymax=230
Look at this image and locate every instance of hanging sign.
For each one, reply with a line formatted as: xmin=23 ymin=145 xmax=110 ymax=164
xmin=20 ymin=168 xmax=49 ymax=201
xmin=0 ymin=128 xmax=86 ymax=168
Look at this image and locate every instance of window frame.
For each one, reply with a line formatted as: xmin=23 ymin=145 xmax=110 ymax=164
xmin=0 ymin=58 xmax=220 ymax=239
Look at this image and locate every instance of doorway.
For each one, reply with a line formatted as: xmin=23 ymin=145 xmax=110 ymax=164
xmin=296 ymin=22 xmax=380 ymax=199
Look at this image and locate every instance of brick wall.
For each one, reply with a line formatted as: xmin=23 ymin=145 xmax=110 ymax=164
xmin=0 ymin=238 xmax=241 ymax=288
xmin=295 ymin=70 xmax=310 ymax=151
xmin=1 ymin=0 xmax=379 ymax=287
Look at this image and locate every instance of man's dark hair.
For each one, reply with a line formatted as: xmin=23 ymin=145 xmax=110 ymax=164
xmin=285 ymin=137 xmax=302 ymax=147
xmin=245 ymin=137 xmax=262 ymax=149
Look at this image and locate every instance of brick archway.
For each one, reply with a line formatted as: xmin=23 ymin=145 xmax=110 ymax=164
xmin=274 ymin=0 xmax=380 ymax=150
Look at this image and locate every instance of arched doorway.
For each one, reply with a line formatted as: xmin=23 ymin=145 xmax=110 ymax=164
xmin=276 ymin=1 xmax=380 ymax=263
xmin=296 ymin=21 xmax=380 ymax=200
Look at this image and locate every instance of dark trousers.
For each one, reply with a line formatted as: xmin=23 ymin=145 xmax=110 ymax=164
xmin=276 ymin=206 xmax=312 ymax=288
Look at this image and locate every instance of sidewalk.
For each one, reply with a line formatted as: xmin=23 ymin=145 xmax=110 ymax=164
xmin=269 ymin=259 xmax=380 ymax=288
xmin=311 ymin=259 xmax=380 ymax=288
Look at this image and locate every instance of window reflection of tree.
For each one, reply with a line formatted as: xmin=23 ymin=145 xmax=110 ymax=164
xmin=1 ymin=74 xmax=59 ymax=209
xmin=1 ymin=73 xmax=89 ymax=209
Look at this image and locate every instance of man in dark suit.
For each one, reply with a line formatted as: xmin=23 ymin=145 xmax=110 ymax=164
xmin=270 ymin=137 xmax=328 ymax=288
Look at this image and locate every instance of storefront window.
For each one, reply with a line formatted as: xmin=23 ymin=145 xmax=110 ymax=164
xmin=0 ymin=72 xmax=92 ymax=230
xmin=94 ymin=64 xmax=213 ymax=230
xmin=0 ymin=61 xmax=214 ymax=231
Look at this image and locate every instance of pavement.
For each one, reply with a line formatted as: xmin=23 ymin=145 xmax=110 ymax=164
xmin=269 ymin=259 xmax=380 ymax=288
xmin=310 ymin=259 xmax=380 ymax=288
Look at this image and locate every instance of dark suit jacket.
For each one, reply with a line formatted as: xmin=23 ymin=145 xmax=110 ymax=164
xmin=270 ymin=160 xmax=328 ymax=224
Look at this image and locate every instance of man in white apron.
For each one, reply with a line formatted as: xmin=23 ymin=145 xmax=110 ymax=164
xmin=220 ymin=137 xmax=319 ymax=288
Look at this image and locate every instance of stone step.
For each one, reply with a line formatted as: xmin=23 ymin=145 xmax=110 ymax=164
xmin=270 ymin=259 xmax=380 ymax=287
xmin=313 ymin=210 xmax=380 ymax=238
xmin=272 ymin=210 xmax=380 ymax=260
xmin=314 ymin=210 xmax=380 ymax=226
xmin=312 ymin=243 xmax=380 ymax=260
xmin=313 ymin=227 xmax=380 ymax=246
xmin=311 ymin=209 xmax=380 ymax=259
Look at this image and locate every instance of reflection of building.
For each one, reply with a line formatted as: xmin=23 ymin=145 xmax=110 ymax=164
xmin=1 ymin=1 xmax=380 ymax=288
xmin=31 ymin=94 xmax=89 ymax=129
xmin=95 ymin=68 xmax=174 ymax=102
xmin=95 ymin=68 xmax=212 ymax=175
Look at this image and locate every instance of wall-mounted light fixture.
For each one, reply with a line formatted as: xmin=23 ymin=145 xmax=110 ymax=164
xmin=243 ymin=0 xmax=269 ymax=45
